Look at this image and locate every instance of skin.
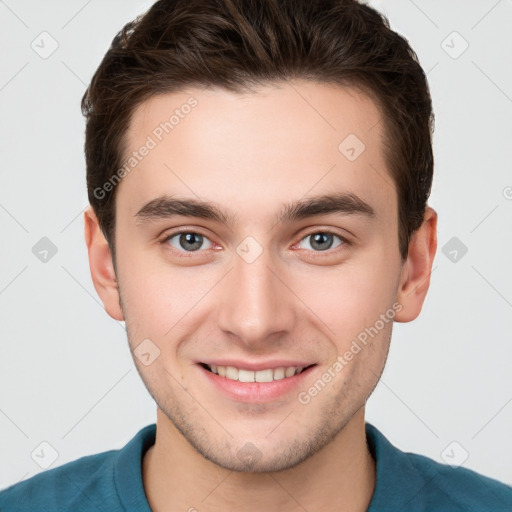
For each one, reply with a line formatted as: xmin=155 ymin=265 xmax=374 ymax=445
xmin=84 ymin=80 xmax=437 ymax=512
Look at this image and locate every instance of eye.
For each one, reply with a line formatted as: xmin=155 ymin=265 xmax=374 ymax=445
xmin=161 ymin=229 xmax=348 ymax=256
xmin=297 ymin=231 xmax=346 ymax=252
xmin=163 ymin=231 xmax=214 ymax=252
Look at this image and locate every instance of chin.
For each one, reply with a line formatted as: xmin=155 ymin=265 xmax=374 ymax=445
xmin=200 ymin=438 xmax=314 ymax=473
xmin=169 ymin=407 xmax=354 ymax=474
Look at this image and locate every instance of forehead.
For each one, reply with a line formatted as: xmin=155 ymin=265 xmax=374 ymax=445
xmin=119 ymin=80 xmax=395 ymax=225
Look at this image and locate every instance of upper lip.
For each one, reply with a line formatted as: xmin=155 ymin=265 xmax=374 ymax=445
xmin=199 ymin=360 xmax=316 ymax=371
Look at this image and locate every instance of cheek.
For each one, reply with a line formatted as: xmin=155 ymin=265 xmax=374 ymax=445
xmin=115 ymin=247 xmax=217 ymax=342
xmin=294 ymin=258 xmax=400 ymax=340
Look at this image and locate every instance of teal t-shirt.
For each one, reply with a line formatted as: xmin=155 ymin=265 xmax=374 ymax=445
xmin=0 ymin=423 xmax=510 ymax=511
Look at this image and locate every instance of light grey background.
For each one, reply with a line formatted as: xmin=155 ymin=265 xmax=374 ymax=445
xmin=1 ymin=0 xmax=511 ymax=490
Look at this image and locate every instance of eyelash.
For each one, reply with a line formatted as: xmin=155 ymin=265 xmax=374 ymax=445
xmin=159 ymin=229 xmax=351 ymax=257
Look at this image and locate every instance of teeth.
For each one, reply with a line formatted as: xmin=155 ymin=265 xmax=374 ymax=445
xmin=273 ymin=367 xmax=285 ymax=380
xmin=206 ymin=364 xmax=307 ymax=382
xmin=255 ymin=369 xmax=273 ymax=382
xmin=285 ymin=367 xmax=296 ymax=378
xmin=239 ymin=369 xmax=255 ymax=382
xmin=225 ymin=366 xmax=238 ymax=380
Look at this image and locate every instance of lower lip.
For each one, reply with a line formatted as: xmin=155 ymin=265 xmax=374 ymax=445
xmin=198 ymin=364 xmax=316 ymax=403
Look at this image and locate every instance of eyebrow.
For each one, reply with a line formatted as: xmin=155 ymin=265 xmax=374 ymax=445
xmin=134 ymin=192 xmax=375 ymax=226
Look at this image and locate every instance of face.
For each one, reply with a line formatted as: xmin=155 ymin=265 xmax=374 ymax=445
xmin=108 ymin=81 xmax=407 ymax=471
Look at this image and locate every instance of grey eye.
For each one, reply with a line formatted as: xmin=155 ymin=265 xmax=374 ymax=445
xmin=167 ymin=232 xmax=213 ymax=252
xmin=298 ymin=232 xmax=343 ymax=252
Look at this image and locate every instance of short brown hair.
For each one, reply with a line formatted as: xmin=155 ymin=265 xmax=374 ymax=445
xmin=82 ymin=0 xmax=434 ymax=261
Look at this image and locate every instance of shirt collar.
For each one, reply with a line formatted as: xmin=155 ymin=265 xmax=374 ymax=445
xmin=113 ymin=422 xmax=429 ymax=511
xmin=365 ymin=422 xmax=432 ymax=511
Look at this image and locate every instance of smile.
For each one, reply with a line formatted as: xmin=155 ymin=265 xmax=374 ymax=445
xmin=202 ymin=363 xmax=313 ymax=382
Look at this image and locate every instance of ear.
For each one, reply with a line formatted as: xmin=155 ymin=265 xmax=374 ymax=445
xmin=394 ymin=206 xmax=437 ymax=323
xmin=84 ymin=206 xmax=124 ymax=321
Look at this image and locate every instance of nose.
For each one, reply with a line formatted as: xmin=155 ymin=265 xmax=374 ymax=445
xmin=216 ymin=247 xmax=295 ymax=348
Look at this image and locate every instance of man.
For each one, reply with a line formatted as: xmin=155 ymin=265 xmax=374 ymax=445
xmin=1 ymin=0 xmax=510 ymax=510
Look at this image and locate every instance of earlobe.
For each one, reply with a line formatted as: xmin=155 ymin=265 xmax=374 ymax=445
xmin=84 ymin=206 xmax=124 ymax=321
xmin=394 ymin=206 xmax=438 ymax=323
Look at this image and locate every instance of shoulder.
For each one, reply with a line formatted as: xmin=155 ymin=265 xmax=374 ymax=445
xmin=0 ymin=424 xmax=156 ymax=512
xmin=0 ymin=449 xmax=119 ymax=511
xmin=366 ymin=423 xmax=512 ymax=512
xmin=405 ymin=448 xmax=512 ymax=510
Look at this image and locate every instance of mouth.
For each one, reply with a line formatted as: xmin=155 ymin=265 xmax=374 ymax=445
xmin=200 ymin=363 xmax=316 ymax=382
xmin=197 ymin=361 xmax=317 ymax=402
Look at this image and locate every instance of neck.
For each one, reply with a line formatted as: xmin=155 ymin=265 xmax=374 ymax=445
xmin=142 ymin=407 xmax=376 ymax=512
